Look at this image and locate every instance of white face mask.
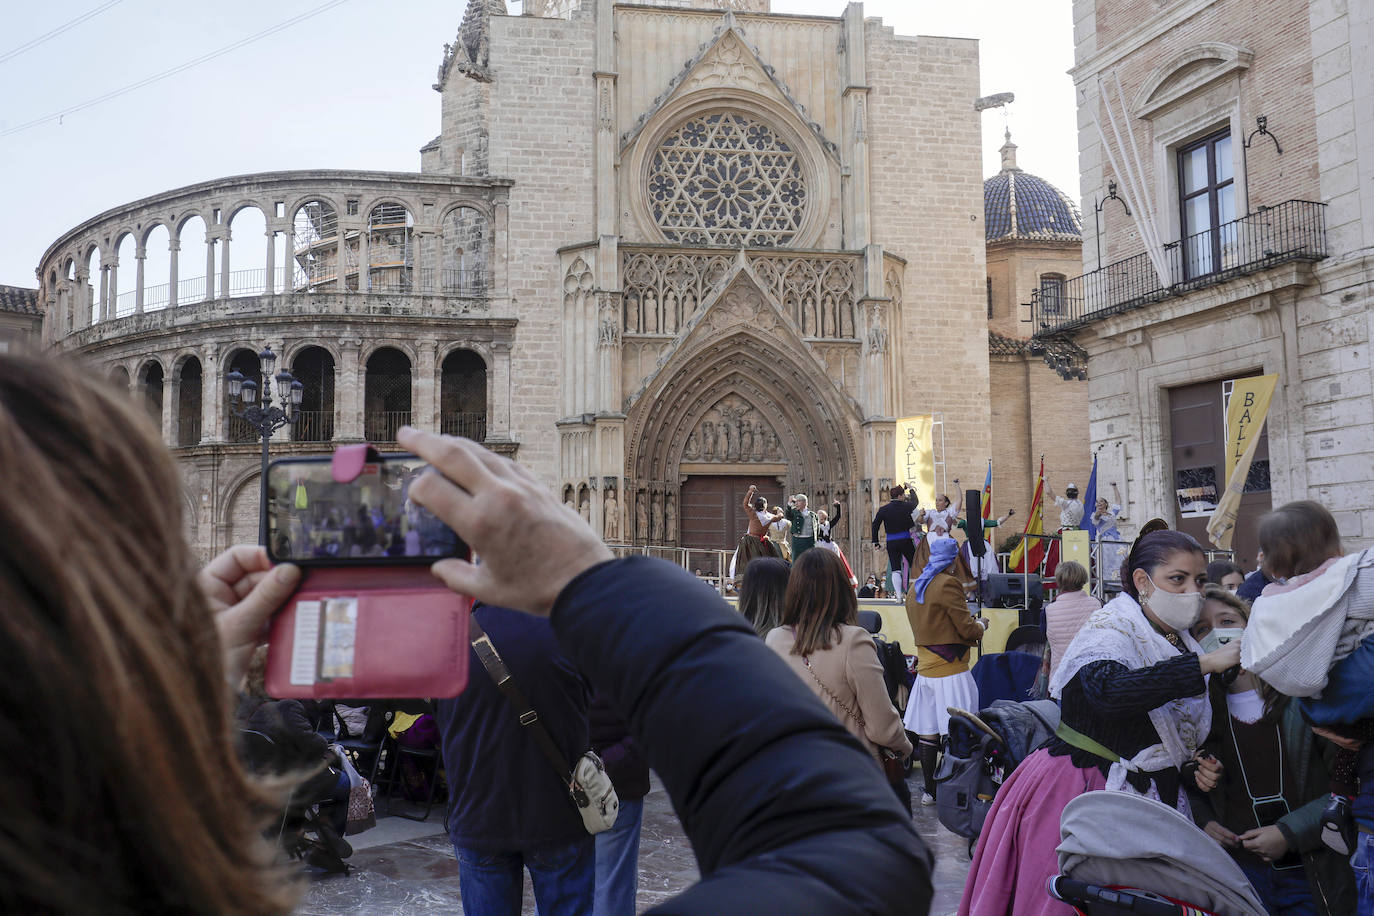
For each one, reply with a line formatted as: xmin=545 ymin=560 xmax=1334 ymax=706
xmin=1142 ymin=575 xmax=1204 ymax=631
xmin=1198 ymin=627 xmax=1245 ymax=654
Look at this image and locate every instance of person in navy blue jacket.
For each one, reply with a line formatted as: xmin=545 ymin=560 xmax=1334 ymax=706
xmin=433 ymin=604 xmax=593 ymax=915
xmin=398 ymin=426 xmax=934 ymax=915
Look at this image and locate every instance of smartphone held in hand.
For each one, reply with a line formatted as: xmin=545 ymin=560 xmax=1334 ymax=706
xmin=263 ymin=445 xmax=472 ymax=700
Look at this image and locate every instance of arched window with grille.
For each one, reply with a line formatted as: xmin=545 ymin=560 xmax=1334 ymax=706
xmin=440 ymin=349 xmax=487 ymax=440
xmin=364 ymin=348 xmax=412 ymax=442
xmin=139 ymin=361 xmax=164 ymax=431
xmin=175 ymin=356 xmax=202 ymax=446
xmin=225 ymin=349 xmax=261 ymax=442
xmin=291 ymin=347 xmax=336 ymax=442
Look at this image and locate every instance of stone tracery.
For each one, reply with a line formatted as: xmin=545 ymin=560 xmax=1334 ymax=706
xmin=648 ymin=111 xmax=808 ymax=248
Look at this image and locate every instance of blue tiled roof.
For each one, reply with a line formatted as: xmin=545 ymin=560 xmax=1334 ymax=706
xmin=984 ymin=170 xmax=1082 ymax=243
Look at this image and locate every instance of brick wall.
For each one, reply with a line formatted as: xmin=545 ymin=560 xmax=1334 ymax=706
xmin=866 ymin=26 xmax=991 ymax=482
xmin=483 ymin=7 xmax=598 ymax=482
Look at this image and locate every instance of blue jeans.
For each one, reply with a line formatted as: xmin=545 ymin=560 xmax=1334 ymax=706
xmin=594 ymin=797 xmax=644 ymax=916
xmin=453 ymin=836 xmax=594 ymax=916
xmin=1237 ymin=858 xmax=1317 ymax=916
xmin=1354 ymin=831 xmax=1374 ymax=916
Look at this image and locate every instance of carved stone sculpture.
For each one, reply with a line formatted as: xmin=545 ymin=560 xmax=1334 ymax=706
xmin=636 ymin=490 xmax=647 ymax=539
xmin=603 ymin=493 xmax=619 ymax=541
xmin=740 ymin=422 xmax=753 ymax=460
xmin=753 ymin=421 xmax=766 ymax=461
xmin=702 ymin=420 xmax=718 ymax=459
xmin=683 ymin=431 xmax=699 ymax=460
xmin=651 ymin=495 xmax=664 ymax=543
xmin=665 ymin=494 xmax=677 ymax=544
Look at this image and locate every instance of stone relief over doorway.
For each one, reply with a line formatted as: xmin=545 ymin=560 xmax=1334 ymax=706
xmin=681 ymin=394 xmax=783 ymax=462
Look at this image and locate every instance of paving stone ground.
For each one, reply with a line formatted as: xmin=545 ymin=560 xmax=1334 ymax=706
xmin=299 ymin=774 xmax=971 ymax=915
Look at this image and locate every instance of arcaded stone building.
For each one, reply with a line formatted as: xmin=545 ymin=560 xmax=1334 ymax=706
xmin=1040 ymin=0 xmax=1374 ymax=563
xmin=35 ymin=0 xmax=992 ymax=573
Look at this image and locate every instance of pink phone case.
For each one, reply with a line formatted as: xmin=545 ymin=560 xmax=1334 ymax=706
xmin=264 ymin=556 xmax=471 ymax=699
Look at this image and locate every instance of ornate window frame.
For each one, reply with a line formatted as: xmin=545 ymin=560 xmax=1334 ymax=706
xmin=625 ymin=92 xmax=833 ymax=250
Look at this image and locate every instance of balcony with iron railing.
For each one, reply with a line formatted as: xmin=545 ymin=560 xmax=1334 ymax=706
xmin=1030 ymin=200 xmax=1327 ymax=337
xmin=439 ymin=411 xmax=488 ymax=440
xmin=364 ymin=410 xmax=412 ymax=443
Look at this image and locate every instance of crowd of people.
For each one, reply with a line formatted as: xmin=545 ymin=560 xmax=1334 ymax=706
xmin=6 ymin=347 xmax=1374 ymax=916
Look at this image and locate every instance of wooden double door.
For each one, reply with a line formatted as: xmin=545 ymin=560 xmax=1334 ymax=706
xmin=679 ymin=475 xmax=785 ymax=561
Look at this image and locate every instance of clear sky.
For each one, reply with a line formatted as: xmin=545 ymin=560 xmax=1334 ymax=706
xmin=0 ymin=0 xmax=1077 ymax=287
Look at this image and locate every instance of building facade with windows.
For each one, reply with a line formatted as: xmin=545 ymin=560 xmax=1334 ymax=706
xmin=1035 ymin=0 xmax=1374 ymax=562
xmin=33 ymin=0 xmax=993 ymax=570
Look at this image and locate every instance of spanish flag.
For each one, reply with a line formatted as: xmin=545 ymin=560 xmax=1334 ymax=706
xmin=1009 ymin=458 xmax=1046 ymax=574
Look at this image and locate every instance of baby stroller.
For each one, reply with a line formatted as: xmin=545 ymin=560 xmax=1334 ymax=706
xmin=1049 ymin=792 xmax=1267 ymax=916
xmin=240 ymin=729 xmax=355 ymax=876
xmin=935 ymin=699 xmax=1059 ymax=853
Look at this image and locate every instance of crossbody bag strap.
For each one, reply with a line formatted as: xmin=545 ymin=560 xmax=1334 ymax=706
xmin=470 ymin=619 xmax=573 ymax=785
xmin=802 ymin=655 xmax=865 ymax=731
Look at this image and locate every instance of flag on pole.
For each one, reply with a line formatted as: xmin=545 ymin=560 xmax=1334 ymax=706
xmin=1207 ymin=374 xmax=1279 ymax=549
xmin=1009 ymin=458 xmax=1046 ymax=573
xmin=1081 ymin=453 xmax=1099 ymax=539
xmin=982 ymin=459 xmax=993 ymax=522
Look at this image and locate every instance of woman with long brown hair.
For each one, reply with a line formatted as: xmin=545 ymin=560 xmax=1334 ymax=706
xmin=0 ymin=352 xmax=301 ymax=914
xmin=764 ymin=549 xmax=913 ymax=810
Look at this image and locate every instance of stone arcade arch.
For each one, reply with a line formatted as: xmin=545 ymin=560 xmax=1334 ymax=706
xmin=623 ymin=275 xmax=859 ymax=557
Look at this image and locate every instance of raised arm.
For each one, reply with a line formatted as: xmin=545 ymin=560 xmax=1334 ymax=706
xmin=951 ymin=481 xmax=963 ymax=518
xmin=871 ymin=507 xmax=882 ymax=546
xmin=830 ymin=499 xmax=841 ymax=529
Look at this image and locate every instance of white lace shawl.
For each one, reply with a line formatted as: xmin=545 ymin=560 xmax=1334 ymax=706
xmin=1049 ymin=593 xmax=1212 ymax=801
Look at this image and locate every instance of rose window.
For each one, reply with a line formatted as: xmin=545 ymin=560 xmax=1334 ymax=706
xmin=648 ymin=111 xmax=808 ymax=247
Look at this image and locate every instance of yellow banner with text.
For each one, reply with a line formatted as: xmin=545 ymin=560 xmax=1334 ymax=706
xmin=895 ymin=415 xmax=935 ymax=510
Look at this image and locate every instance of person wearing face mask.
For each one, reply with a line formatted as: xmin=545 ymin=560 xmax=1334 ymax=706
xmin=958 ymin=526 xmax=1241 ymax=916
xmin=1187 ymin=585 xmax=1356 ymax=916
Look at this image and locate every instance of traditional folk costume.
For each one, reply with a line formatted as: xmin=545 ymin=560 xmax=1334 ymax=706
xmin=959 ymin=591 xmax=1211 ymax=916
xmin=1091 ymin=503 xmax=1126 ymax=585
xmin=729 ymin=496 xmax=781 ymax=580
xmin=904 ymin=538 xmax=985 ymax=800
xmin=815 ymin=501 xmax=856 ymax=586
xmin=767 ymin=515 xmax=792 ymax=561
xmin=871 ymin=495 xmax=919 ymax=592
xmin=783 ymin=503 xmax=821 ymax=559
xmin=910 ymin=503 xmax=976 ymax=594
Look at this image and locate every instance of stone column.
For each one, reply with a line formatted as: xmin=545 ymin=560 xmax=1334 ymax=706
xmin=168 ymin=238 xmax=180 ymax=308
xmin=358 ymin=227 xmax=371 ymax=291
xmin=161 ymin=371 xmax=176 ymax=445
xmin=264 ymin=230 xmax=276 ymax=295
xmin=201 ymin=343 xmax=221 ymax=444
xmin=75 ymin=269 xmax=90 ymax=328
xmin=490 ymin=340 xmax=511 ymax=439
xmin=135 ymin=246 xmax=146 ymax=313
xmin=106 ymin=258 xmax=119 ymax=319
xmin=205 ymin=236 xmax=216 ymax=300
xmin=416 ymin=339 xmax=438 ymax=430
xmin=219 ymin=229 xmax=232 ymax=299
xmin=281 ymin=228 xmax=295 ymax=292
xmin=337 ymin=338 xmax=363 ymax=440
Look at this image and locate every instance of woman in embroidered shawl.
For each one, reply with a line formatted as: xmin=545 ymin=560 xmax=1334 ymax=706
xmin=958 ymin=528 xmax=1242 ymax=916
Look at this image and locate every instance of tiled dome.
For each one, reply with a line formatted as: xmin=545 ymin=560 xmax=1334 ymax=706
xmin=984 ymin=131 xmax=1082 ymax=243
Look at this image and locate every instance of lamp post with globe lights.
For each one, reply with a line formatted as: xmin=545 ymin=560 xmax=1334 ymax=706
xmin=225 ymin=346 xmax=303 ymax=546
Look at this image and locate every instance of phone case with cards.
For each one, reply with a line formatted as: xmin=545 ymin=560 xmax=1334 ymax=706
xmin=263 ymin=565 xmax=471 ymax=699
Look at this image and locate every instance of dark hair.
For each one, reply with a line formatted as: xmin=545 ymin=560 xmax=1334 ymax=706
xmin=0 ymin=353 xmax=295 ymax=914
xmin=781 ymin=549 xmax=857 ymax=655
xmin=1205 ymin=559 xmax=1244 ymax=585
xmin=1259 ymin=500 xmax=1343 ymax=580
xmin=1199 ymin=584 xmax=1285 ymax=721
xmin=1120 ymin=529 xmax=1206 ymax=600
xmin=754 ymin=496 xmax=767 ymax=512
xmin=739 ymin=557 xmax=790 ymax=637
xmin=1054 ymin=560 xmax=1089 ymax=593
xmin=890 ymin=485 xmax=905 ymax=499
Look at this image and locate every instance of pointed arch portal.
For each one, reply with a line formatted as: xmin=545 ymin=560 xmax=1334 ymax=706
xmin=624 ymin=273 xmax=859 ymax=556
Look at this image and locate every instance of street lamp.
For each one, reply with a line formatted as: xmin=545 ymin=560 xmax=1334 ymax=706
xmin=225 ymin=346 xmax=303 ymax=546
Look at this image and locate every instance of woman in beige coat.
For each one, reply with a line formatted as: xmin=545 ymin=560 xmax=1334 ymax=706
xmin=766 ymin=549 xmax=914 ymax=811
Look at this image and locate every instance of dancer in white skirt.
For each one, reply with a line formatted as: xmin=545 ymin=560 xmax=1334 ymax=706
xmin=903 ymin=537 xmax=988 ymax=805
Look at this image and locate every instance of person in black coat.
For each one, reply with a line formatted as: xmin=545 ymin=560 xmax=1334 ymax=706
xmin=397 ymin=427 xmax=934 ymax=915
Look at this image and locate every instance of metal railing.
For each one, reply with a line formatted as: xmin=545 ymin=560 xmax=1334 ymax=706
xmin=292 ymin=410 xmax=335 ymax=443
xmin=364 ymin=410 xmax=412 ymax=442
xmin=176 ymin=416 xmax=201 ymax=447
xmin=1032 ymin=199 xmax=1327 ymax=336
xmin=439 ymin=411 xmax=487 ymax=440
xmin=607 ymin=544 xmax=738 ymax=595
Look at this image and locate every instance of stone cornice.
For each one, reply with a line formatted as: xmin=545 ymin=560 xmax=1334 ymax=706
xmin=1070 ymin=0 xmax=1219 ymax=84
